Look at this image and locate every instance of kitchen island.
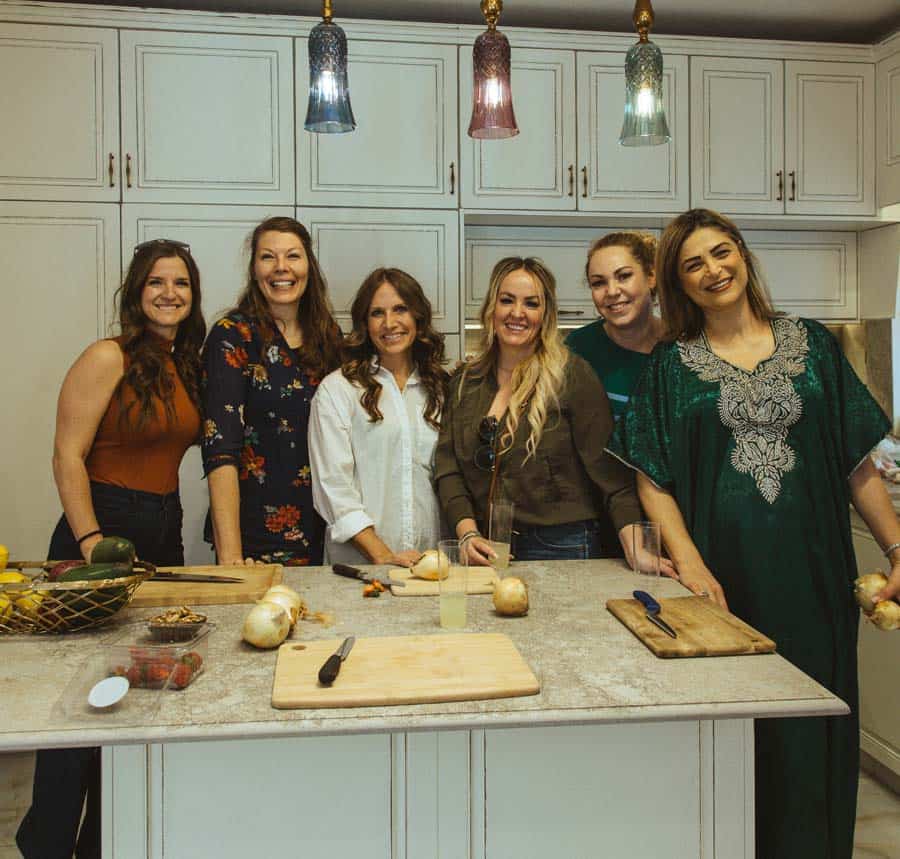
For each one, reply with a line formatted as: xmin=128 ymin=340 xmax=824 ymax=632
xmin=0 ymin=560 xmax=847 ymax=858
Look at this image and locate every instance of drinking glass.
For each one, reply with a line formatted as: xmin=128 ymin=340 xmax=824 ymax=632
xmin=488 ymin=499 xmax=515 ymax=574
xmin=438 ymin=539 xmax=468 ymax=629
xmin=632 ymin=521 xmax=661 ymax=595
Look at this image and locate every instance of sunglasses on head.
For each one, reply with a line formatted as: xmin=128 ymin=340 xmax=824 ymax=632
xmin=474 ymin=416 xmax=499 ymax=471
xmin=133 ymin=238 xmax=191 ymax=256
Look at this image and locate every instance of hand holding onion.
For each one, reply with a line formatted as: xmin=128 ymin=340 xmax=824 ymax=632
xmin=854 ymin=571 xmax=900 ymax=631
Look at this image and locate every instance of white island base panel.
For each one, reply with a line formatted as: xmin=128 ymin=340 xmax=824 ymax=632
xmin=104 ymin=719 xmax=754 ymax=859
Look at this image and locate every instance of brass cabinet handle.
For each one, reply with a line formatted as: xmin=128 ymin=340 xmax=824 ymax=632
xmin=568 ymin=164 xmax=574 ymax=197
xmin=108 ymin=153 xmax=115 ymax=187
xmin=558 ymin=309 xmax=585 ymax=316
xmin=126 ymin=153 xmax=133 ymax=189
xmin=581 ymin=166 xmax=588 ymax=199
xmin=789 ymin=170 xmax=796 ymax=201
xmin=449 ymin=162 xmax=455 ymax=195
xmin=776 ymin=170 xmax=783 ymax=201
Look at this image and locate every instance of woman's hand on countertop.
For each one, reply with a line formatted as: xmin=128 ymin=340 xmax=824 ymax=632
xmin=464 ymin=535 xmax=496 ymax=566
xmin=675 ymin=559 xmax=728 ymax=610
xmin=618 ymin=524 xmax=677 ymax=579
xmin=386 ymin=549 xmax=424 ymax=569
xmin=218 ymin=556 xmax=268 ymax=566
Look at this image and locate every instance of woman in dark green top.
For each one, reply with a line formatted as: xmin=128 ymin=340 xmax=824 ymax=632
xmin=434 ymin=256 xmax=644 ymax=565
xmin=609 ymin=208 xmax=900 ymax=859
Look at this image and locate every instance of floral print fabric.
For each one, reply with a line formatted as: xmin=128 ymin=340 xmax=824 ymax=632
xmin=202 ymin=312 xmax=324 ymax=565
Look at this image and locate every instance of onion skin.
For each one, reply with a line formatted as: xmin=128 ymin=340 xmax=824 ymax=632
xmin=492 ymin=577 xmax=529 ymax=617
xmin=411 ymin=549 xmax=449 ymax=581
xmin=261 ymin=592 xmax=299 ymax=626
xmin=855 ymin=572 xmax=889 ymax=614
xmin=870 ymin=600 xmax=900 ymax=631
xmin=242 ymin=602 xmax=291 ymax=648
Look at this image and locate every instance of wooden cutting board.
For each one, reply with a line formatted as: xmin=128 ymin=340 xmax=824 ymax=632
xmin=271 ymin=632 xmax=540 ymax=709
xmin=387 ymin=566 xmax=498 ymax=596
xmin=130 ymin=564 xmax=282 ymax=608
xmin=606 ymin=595 xmax=776 ymax=658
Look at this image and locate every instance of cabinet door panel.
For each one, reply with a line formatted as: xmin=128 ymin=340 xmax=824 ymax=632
xmin=0 ymin=203 xmax=120 ymax=559
xmin=298 ymin=207 xmax=459 ymax=333
xmin=298 ymin=41 xmax=457 ymax=208
xmin=690 ymin=57 xmax=784 ymax=214
xmin=460 ymin=48 xmax=576 ymax=210
xmin=578 ymin=52 xmax=688 ymax=212
xmin=877 ymin=51 xmax=900 ymax=208
xmin=0 ymin=25 xmax=119 ymax=202
xmin=121 ymin=31 xmax=294 ymax=205
xmin=785 ymin=61 xmax=875 ymax=215
xmin=123 ymin=204 xmax=293 ymax=565
xmin=747 ymin=230 xmax=857 ymax=320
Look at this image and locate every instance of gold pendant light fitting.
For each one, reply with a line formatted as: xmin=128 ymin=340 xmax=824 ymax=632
xmin=481 ymin=0 xmax=503 ymax=30
xmin=633 ymin=0 xmax=654 ymax=43
xmin=322 ymin=0 xmax=333 ymax=24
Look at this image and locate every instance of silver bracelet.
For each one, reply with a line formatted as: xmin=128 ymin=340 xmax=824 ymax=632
xmin=459 ymin=529 xmax=480 ymax=545
xmin=883 ymin=541 xmax=900 ymax=559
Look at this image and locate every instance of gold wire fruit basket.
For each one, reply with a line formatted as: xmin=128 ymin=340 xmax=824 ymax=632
xmin=0 ymin=561 xmax=155 ymax=634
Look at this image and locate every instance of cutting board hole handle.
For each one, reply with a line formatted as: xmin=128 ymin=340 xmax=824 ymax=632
xmin=291 ymin=645 xmax=307 ymax=651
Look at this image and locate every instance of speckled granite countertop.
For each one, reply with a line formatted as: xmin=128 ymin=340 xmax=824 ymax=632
xmin=0 ymin=560 xmax=847 ymax=751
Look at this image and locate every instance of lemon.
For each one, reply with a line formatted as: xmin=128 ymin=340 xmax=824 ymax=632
xmin=0 ymin=571 xmax=28 ymax=584
xmin=0 ymin=593 xmax=11 ymax=622
xmin=14 ymin=589 xmax=44 ymax=618
xmin=0 ymin=544 xmax=8 ymax=571
xmin=0 ymin=571 xmax=40 ymax=619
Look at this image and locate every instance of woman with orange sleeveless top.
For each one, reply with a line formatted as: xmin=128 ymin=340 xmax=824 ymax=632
xmin=17 ymin=239 xmax=205 ymax=859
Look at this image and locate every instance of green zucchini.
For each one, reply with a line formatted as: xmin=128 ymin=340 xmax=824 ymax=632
xmin=90 ymin=537 xmax=136 ymax=566
xmin=58 ymin=562 xmax=134 ymax=583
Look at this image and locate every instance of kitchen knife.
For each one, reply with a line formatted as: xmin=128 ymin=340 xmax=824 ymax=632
xmin=633 ymin=590 xmax=678 ymax=639
xmin=318 ymin=636 xmax=356 ymax=685
xmin=332 ymin=563 xmax=405 ymax=588
xmin=148 ymin=572 xmax=245 ymax=583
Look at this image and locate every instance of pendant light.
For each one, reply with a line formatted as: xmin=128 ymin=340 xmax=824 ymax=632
xmin=467 ymin=0 xmax=519 ymax=140
xmin=304 ymin=0 xmax=356 ymax=134
xmin=619 ymin=0 xmax=670 ymax=146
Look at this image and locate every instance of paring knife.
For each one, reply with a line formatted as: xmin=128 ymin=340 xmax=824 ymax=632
xmin=148 ymin=572 xmax=245 ymax=584
xmin=633 ymin=590 xmax=678 ymax=639
xmin=318 ymin=636 xmax=355 ymax=685
xmin=332 ymin=563 xmax=405 ymax=588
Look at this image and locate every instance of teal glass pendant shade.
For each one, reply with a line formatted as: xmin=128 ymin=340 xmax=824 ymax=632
xmin=304 ymin=19 xmax=356 ymax=134
xmin=619 ymin=38 xmax=670 ymax=146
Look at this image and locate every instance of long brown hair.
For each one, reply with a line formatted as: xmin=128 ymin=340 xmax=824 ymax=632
xmin=463 ymin=257 xmax=568 ymax=463
xmin=114 ymin=240 xmax=205 ymax=430
xmin=656 ymin=208 xmax=779 ymax=341
xmin=232 ymin=216 xmax=341 ymax=380
xmin=341 ymin=268 xmax=447 ymax=429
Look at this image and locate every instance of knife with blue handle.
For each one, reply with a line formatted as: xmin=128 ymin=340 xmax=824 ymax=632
xmin=633 ymin=590 xmax=678 ymax=639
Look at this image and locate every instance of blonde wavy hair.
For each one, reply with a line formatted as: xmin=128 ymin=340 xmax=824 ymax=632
xmin=461 ymin=257 xmax=569 ymax=463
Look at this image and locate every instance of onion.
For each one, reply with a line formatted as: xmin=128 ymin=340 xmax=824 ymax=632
xmin=411 ymin=549 xmax=449 ymax=581
xmin=492 ymin=577 xmax=529 ymax=617
xmin=242 ymin=601 xmax=291 ymax=648
xmin=262 ymin=585 xmax=305 ymax=625
xmin=870 ymin=599 xmax=900 ymax=631
xmin=854 ymin=572 xmax=888 ymax=614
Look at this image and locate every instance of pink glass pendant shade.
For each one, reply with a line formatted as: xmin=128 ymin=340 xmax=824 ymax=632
xmin=468 ymin=28 xmax=519 ymax=140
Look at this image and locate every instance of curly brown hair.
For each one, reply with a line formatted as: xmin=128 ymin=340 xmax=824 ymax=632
xmin=114 ymin=240 xmax=206 ymax=430
xmin=341 ymin=268 xmax=447 ymax=429
xmin=232 ymin=217 xmax=342 ymax=380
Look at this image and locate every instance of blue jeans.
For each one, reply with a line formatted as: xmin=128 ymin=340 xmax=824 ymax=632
xmin=511 ymin=519 xmax=603 ymax=562
xmin=18 ymin=482 xmax=184 ymax=859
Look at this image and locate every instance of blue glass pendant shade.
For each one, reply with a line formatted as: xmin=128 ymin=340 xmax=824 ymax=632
xmin=619 ymin=39 xmax=670 ymax=146
xmin=304 ymin=20 xmax=356 ymax=134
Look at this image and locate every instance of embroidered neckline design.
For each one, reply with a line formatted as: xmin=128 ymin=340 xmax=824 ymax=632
xmin=677 ymin=318 xmax=809 ymax=503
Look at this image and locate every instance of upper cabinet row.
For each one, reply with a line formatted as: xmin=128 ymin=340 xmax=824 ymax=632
xmin=0 ymin=23 xmax=879 ymax=215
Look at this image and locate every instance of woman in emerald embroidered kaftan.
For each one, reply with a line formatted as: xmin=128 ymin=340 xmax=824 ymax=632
xmin=610 ymin=210 xmax=900 ymax=859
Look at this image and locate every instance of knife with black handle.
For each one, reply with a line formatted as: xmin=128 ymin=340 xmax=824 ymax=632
xmin=633 ymin=590 xmax=678 ymax=639
xmin=318 ymin=636 xmax=356 ymax=685
xmin=332 ymin=563 xmax=405 ymax=587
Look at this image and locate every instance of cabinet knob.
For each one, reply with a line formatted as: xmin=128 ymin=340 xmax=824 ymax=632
xmin=108 ymin=153 xmax=115 ymax=188
xmin=449 ymin=162 xmax=455 ymax=195
xmin=789 ymin=170 xmax=796 ymax=201
xmin=126 ymin=153 xmax=133 ymax=189
xmin=776 ymin=170 xmax=783 ymax=202
xmin=568 ymin=165 xmax=574 ymax=197
xmin=581 ymin=166 xmax=588 ymax=199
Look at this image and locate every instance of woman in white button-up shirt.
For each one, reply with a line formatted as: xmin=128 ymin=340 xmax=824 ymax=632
xmin=310 ymin=268 xmax=448 ymax=566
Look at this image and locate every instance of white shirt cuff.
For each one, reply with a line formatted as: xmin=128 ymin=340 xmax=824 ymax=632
xmin=330 ymin=509 xmax=376 ymax=545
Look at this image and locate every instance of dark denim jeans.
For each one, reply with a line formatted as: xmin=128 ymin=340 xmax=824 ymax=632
xmin=511 ymin=518 xmax=604 ymax=562
xmin=17 ymin=482 xmax=184 ymax=859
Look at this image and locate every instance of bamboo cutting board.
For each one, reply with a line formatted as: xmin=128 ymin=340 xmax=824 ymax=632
xmin=130 ymin=564 xmax=282 ymax=608
xmin=271 ymin=632 xmax=540 ymax=709
xmin=606 ymin=595 xmax=776 ymax=658
xmin=387 ymin=567 xmax=498 ymax=596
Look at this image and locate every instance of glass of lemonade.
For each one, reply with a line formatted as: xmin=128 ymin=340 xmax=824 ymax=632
xmin=488 ymin=499 xmax=515 ymax=574
xmin=438 ymin=539 xmax=468 ymax=629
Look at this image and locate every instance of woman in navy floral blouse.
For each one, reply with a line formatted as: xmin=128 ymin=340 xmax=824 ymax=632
xmin=202 ymin=217 xmax=342 ymax=565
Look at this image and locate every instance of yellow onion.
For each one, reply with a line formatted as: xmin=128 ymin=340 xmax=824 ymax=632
xmin=870 ymin=600 xmax=900 ymax=631
xmin=493 ymin=577 xmax=529 ymax=617
xmin=242 ymin=601 xmax=291 ymax=648
xmin=411 ymin=549 xmax=449 ymax=581
xmin=261 ymin=585 xmax=304 ymax=626
xmin=854 ymin=572 xmax=888 ymax=614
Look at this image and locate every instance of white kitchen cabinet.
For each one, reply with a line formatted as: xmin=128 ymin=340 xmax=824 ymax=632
xmin=577 ymin=51 xmax=689 ymax=213
xmin=120 ymin=31 xmax=295 ymax=205
xmin=297 ymin=40 xmax=458 ymax=209
xmin=0 ymin=24 xmax=120 ymax=202
xmin=876 ymin=46 xmax=900 ymax=208
xmin=459 ymin=47 xmax=577 ymax=211
xmin=123 ymin=203 xmax=293 ymax=565
xmin=0 ymin=202 xmax=120 ymax=560
xmin=745 ymin=229 xmax=858 ymax=320
xmin=691 ymin=57 xmax=875 ymax=216
xmin=298 ymin=207 xmax=459 ymax=333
